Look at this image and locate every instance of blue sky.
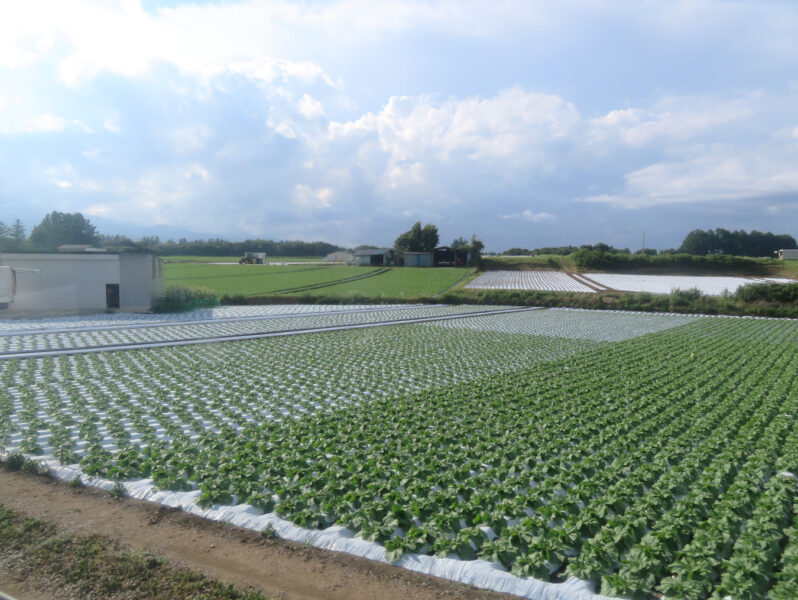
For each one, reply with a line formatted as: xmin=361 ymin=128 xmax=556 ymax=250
xmin=1 ymin=0 xmax=797 ymax=251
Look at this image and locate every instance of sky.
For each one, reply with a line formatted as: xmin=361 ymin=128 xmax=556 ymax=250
xmin=1 ymin=0 xmax=797 ymax=251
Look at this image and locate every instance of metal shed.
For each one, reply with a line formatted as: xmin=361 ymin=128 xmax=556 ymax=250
xmin=402 ymin=252 xmax=434 ymax=267
xmin=776 ymin=249 xmax=798 ymax=260
xmin=353 ymin=248 xmax=397 ymax=266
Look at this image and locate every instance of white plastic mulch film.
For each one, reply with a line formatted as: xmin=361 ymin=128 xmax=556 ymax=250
xmin=0 ymin=305 xmax=708 ymax=600
xmin=465 ymin=271 xmax=594 ymax=293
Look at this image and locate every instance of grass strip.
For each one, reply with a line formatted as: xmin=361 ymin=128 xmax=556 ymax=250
xmin=0 ymin=502 xmax=268 ymax=600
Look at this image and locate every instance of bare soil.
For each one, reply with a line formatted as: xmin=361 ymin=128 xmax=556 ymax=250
xmin=0 ymin=470 xmax=519 ymax=600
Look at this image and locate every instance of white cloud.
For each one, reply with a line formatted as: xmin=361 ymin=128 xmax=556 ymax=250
xmin=326 ymin=87 xmax=580 ymax=190
xmin=167 ymin=124 xmax=211 ymax=153
xmin=589 ymin=99 xmax=751 ymax=148
xmin=103 ymin=118 xmax=120 ymax=133
xmin=26 ymin=114 xmax=64 ymax=132
xmin=293 ymin=184 xmax=333 ymax=209
xmin=299 ymin=94 xmax=325 ymax=120
xmin=501 ymin=210 xmax=558 ymax=223
xmin=582 ymin=150 xmax=798 ymax=208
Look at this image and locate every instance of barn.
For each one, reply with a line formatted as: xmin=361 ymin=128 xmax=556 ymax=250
xmin=0 ymin=250 xmax=163 ymax=316
xmin=353 ymin=248 xmax=397 ymax=266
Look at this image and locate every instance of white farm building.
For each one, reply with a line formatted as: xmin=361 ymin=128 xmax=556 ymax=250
xmin=0 ymin=251 xmax=163 ymax=316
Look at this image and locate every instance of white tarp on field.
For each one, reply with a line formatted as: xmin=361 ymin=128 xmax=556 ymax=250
xmin=465 ymin=271 xmax=594 ymax=292
xmin=583 ymin=273 xmax=792 ymax=296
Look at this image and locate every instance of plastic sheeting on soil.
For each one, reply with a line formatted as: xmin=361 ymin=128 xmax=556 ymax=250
xmin=465 ymin=271 xmax=594 ymax=293
xmin=38 ymin=458 xmax=613 ymax=600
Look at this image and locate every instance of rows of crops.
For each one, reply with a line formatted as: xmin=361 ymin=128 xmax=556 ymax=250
xmin=464 ymin=270 xmax=794 ymax=297
xmin=2 ymin=309 xmax=797 ymax=599
xmin=0 ymin=304 xmax=501 ymax=354
xmin=164 ymin=263 xmax=467 ymax=299
xmin=466 ymin=271 xmax=594 ymax=293
xmin=0 ymin=304 xmax=402 ymax=333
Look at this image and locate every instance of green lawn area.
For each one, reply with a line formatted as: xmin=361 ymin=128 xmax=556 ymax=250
xmin=164 ymin=263 xmax=471 ymax=299
xmin=164 ymin=263 xmax=374 ymax=297
xmin=162 ymin=255 xmax=323 ymax=263
xmin=287 ymin=267 xmax=469 ymax=299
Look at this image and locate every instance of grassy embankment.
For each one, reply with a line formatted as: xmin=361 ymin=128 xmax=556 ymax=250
xmin=0 ymin=501 xmax=268 ymax=599
xmin=164 ymin=263 xmax=470 ymax=302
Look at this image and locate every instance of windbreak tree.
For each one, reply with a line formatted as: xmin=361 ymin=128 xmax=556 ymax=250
xmin=28 ymin=211 xmax=99 ymax=250
xmin=679 ymin=228 xmax=797 ymax=256
xmin=394 ymin=221 xmax=439 ymax=252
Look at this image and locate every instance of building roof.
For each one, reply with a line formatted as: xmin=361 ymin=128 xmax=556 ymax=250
xmin=402 ymin=251 xmax=433 ymax=255
xmin=353 ymin=248 xmax=393 ymax=256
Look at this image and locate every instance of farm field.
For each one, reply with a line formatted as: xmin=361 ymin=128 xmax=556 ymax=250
xmin=165 ymin=263 xmax=376 ymax=297
xmin=467 ymin=270 xmax=792 ymax=296
xmin=295 ymin=266 xmax=466 ymax=299
xmin=164 ymin=263 xmax=467 ymax=299
xmin=2 ymin=306 xmax=797 ymax=599
xmin=465 ymin=271 xmax=593 ymax=293
xmin=583 ymin=272 xmax=793 ymax=296
xmin=163 ymin=255 xmax=323 ymax=263
xmin=0 ymin=304 xmax=503 ymax=355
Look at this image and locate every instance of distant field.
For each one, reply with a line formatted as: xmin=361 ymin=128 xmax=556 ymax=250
xmin=164 ymin=263 xmax=373 ymax=297
xmin=164 ymin=263 xmax=469 ymax=299
xmin=162 ymin=255 xmax=323 ymax=263
xmin=296 ymin=267 xmax=468 ymax=299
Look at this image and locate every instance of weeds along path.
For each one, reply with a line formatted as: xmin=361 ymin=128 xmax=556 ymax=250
xmin=0 ymin=471 xmax=518 ymax=600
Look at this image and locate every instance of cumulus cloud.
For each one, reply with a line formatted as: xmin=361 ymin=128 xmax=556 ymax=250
xmin=502 ymin=210 xmax=559 ymax=223
xmin=3 ymin=0 xmax=798 ymax=249
xmin=582 ymin=150 xmax=798 ymax=209
xmin=293 ymin=184 xmax=334 ymax=209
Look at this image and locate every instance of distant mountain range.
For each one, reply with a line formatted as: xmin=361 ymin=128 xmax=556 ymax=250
xmin=91 ymin=217 xmax=217 ymax=242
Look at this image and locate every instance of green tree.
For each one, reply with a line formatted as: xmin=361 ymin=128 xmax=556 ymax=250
xmin=394 ymin=221 xmax=439 ymax=252
xmin=10 ymin=219 xmax=25 ymax=243
xmin=451 ymin=236 xmax=469 ymax=249
xmin=28 ymin=211 xmax=99 ymax=250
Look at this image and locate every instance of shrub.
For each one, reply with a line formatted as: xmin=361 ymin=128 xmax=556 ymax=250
xmin=154 ymin=285 xmax=220 ymax=313
xmin=736 ymin=281 xmax=798 ymax=303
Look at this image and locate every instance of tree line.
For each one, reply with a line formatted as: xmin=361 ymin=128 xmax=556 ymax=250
xmin=0 ymin=212 xmax=343 ymax=257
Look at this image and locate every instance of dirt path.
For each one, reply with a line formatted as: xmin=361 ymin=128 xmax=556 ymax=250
xmin=0 ymin=471 xmax=520 ymax=600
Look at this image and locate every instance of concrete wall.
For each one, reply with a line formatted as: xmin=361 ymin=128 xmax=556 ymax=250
xmin=119 ymin=253 xmax=163 ymax=312
xmin=0 ymin=253 xmax=120 ymax=316
xmin=0 ymin=252 xmax=163 ymax=317
xmin=778 ymin=249 xmax=798 ymax=260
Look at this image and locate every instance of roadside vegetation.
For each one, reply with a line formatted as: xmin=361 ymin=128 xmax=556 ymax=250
xmin=154 ymin=285 xmax=220 ymax=313
xmin=0 ymin=501 xmax=269 ymax=599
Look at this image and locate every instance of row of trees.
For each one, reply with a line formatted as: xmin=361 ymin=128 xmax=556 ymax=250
xmin=678 ymin=228 xmax=796 ymax=257
xmin=0 ymin=212 xmax=343 ymax=256
xmin=502 ymin=230 xmax=796 ymax=258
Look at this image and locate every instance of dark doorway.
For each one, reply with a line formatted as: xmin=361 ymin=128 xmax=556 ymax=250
xmin=106 ymin=283 xmax=120 ymax=309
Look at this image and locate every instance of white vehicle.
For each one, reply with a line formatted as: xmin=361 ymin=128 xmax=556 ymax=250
xmin=0 ymin=265 xmax=16 ymax=309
